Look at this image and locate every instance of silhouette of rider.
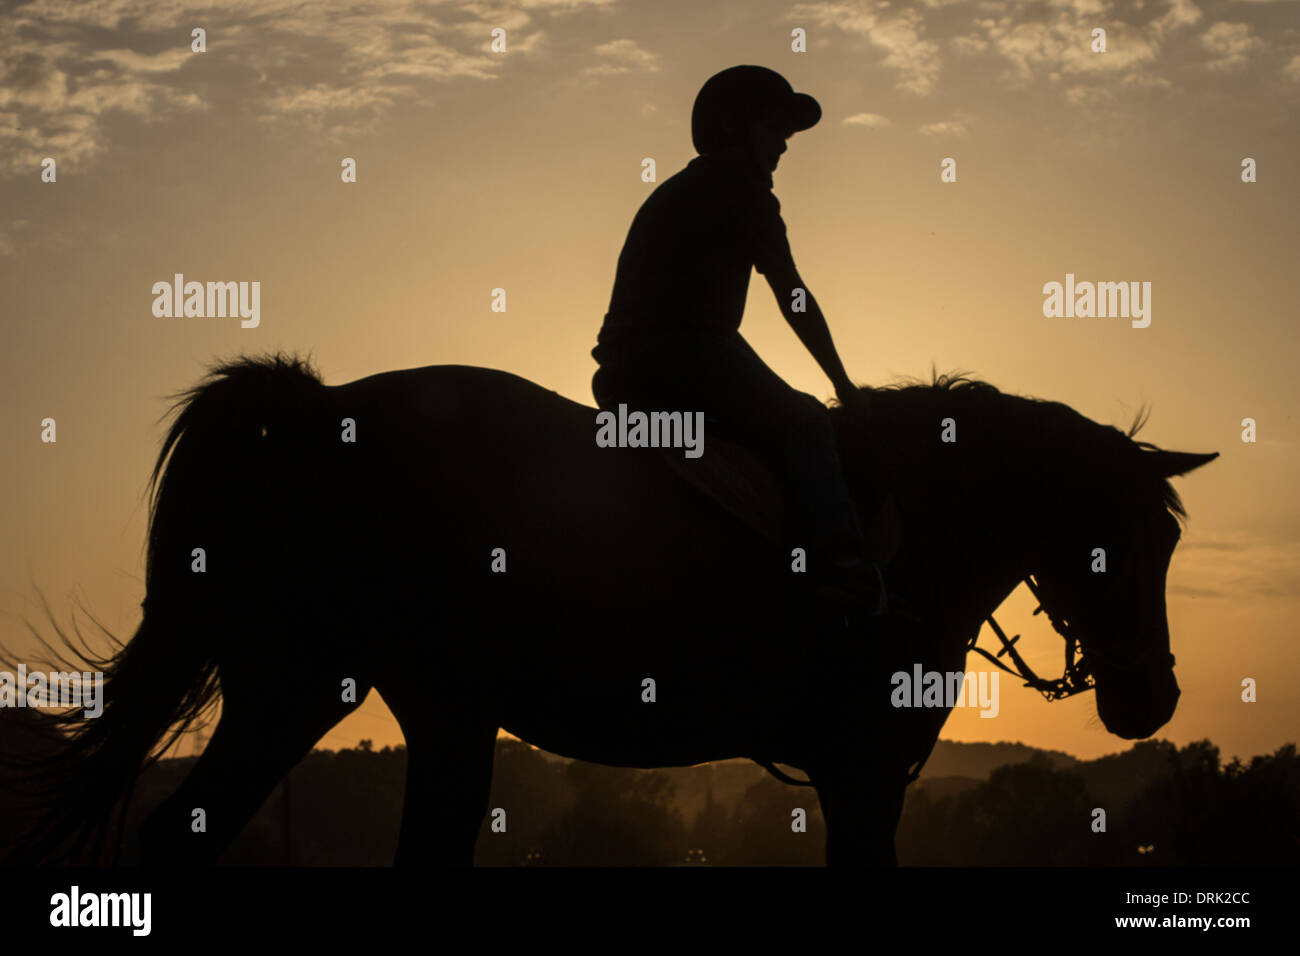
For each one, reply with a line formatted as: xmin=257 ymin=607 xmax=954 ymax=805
xmin=592 ymin=65 xmax=884 ymax=615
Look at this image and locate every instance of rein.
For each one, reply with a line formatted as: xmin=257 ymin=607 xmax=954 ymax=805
xmin=757 ymin=573 xmax=1097 ymax=789
xmin=971 ymin=574 xmax=1095 ymax=703
xmin=900 ymin=574 xmax=1097 ymax=786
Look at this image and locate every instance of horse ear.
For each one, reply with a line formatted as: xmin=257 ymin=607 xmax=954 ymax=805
xmin=1144 ymin=450 xmax=1218 ymax=477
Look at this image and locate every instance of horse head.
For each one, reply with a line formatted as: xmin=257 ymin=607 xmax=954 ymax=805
xmin=842 ymin=376 xmax=1217 ymax=746
xmin=1028 ymin=445 xmax=1217 ymax=739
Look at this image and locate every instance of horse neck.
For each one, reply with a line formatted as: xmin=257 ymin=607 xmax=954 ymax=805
xmin=904 ymin=501 xmax=1029 ymax=636
xmin=867 ymin=425 xmax=1037 ymax=635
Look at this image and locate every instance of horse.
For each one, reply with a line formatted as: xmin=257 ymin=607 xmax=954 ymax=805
xmin=3 ymin=355 xmax=1216 ymax=866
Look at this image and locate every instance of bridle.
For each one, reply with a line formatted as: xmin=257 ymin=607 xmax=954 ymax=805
xmin=759 ymin=573 xmax=1092 ymax=788
xmin=974 ymin=572 xmax=1175 ymax=702
xmin=890 ymin=571 xmax=1168 ymax=785
xmin=973 ymin=574 xmax=1094 ymax=702
xmin=759 ymin=567 xmax=1177 ymax=790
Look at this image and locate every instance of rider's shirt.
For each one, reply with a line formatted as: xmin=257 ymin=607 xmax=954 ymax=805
xmin=592 ymin=148 xmax=796 ymax=365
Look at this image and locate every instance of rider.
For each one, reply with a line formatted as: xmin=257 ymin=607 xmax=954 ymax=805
xmin=591 ymin=64 xmax=885 ymax=615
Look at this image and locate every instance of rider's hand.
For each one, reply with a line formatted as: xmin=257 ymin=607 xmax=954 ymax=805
xmin=835 ymin=380 xmax=872 ymax=419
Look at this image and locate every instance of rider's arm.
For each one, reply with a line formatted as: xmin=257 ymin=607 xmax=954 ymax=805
xmin=746 ymin=191 xmax=856 ymax=398
xmin=765 ymin=265 xmax=854 ymax=395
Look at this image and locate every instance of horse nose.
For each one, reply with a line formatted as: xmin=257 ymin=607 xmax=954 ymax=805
xmin=1146 ymin=672 xmax=1181 ymax=728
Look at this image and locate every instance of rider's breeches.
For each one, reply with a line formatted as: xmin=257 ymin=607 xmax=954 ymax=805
xmin=591 ymin=331 xmax=866 ymax=566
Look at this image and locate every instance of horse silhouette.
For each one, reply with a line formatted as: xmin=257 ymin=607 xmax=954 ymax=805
xmin=3 ymin=355 xmax=1216 ymax=865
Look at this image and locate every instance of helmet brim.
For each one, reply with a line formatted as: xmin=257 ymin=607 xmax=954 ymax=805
xmin=781 ymin=92 xmax=822 ymax=134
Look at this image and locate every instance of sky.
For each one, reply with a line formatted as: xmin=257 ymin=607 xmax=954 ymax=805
xmin=1 ymin=0 xmax=1298 ymax=762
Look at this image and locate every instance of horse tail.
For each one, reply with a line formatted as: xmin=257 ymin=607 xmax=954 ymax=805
xmin=0 ymin=353 xmax=329 ymax=863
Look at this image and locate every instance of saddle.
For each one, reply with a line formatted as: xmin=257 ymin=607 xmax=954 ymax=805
xmin=658 ymin=435 xmax=902 ymax=563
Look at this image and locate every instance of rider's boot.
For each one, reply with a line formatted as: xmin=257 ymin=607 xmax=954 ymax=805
xmin=814 ymin=552 xmax=888 ymax=621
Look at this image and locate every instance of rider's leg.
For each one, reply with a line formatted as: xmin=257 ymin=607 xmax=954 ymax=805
xmin=597 ymin=333 xmax=879 ymax=608
xmin=698 ymin=337 xmax=881 ymax=612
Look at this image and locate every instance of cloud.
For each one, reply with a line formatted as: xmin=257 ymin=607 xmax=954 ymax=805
xmin=1201 ymin=22 xmax=1264 ymax=71
xmin=870 ymin=10 xmax=943 ymax=94
xmin=979 ymin=18 xmax=1161 ymax=81
xmin=1177 ymin=538 xmax=1249 ymax=553
xmin=582 ymin=38 xmax=661 ymax=76
xmin=918 ymin=118 xmax=968 ymax=136
xmin=842 ymin=112 xmax=892 ymax=127
xmin=85 ymin=48 xmax=193 ymax=74
xmin=0 ymin=0 xmax=595 ymax=178
xmin=959 ymin=0 xmax=1209 ymax=94
xmin=1167 ymin=585 xmax=1228 ymax=599
xmin=4 ymin=0 xmax=1291 ymax=180
xmin=1153 ymin=0 xmax=1205 ymax=36
xmin=260 ymin=83 xmax=404 ymax=118
xmin=1170 ymin=530 xmax=1300 ymax=601
xmin=790 ymin=2 xmax=942 ymax=95
xmin=520 ymin=0 xmax=617 ymax=8
xmin=1064 ymin=84 xmax=1114 ymax=106
xmin=951 ymin=35 xmax=989 ymax=55
xmin=846 ymin=0 xmax=1290 ymax=111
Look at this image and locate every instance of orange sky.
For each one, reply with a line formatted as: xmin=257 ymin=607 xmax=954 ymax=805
xmin=1 ymin=0 xmax=1298 ymax=761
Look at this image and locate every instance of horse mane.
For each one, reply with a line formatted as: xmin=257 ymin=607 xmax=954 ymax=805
xmin=847 ymin=368 xmax=1187 ymax=524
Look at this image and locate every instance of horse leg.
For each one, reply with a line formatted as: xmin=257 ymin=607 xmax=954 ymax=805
xmin=812 ymin=767 xmax=907 ymax=866
xmin=389 ymin=703 xmax=498 ymax=867
xmin=139 ymin=673 xmax=370 ymax=865
xmin=138 ymin=712 xmax=310 ymax=864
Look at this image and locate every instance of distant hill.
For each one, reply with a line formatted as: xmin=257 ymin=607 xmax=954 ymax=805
xmin=512 ymin=739 xmax=1083 ymax=822
xmin=918 ymin=740 xmax=1079 ymax=779
xmin=911 ymin=774 xmax=981 ymax=802
xmin=3 ymin=720 xmax=1295 ymax=865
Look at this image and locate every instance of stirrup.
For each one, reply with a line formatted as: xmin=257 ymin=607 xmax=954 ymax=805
xmin=869 ymin=560 xmax=888 ymax=616
xmin=815 ymin=560 xmax=888 ymax=625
